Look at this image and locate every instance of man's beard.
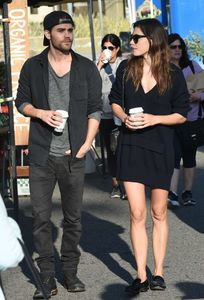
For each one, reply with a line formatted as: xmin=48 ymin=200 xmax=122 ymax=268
xmin=52 ymin=40 xmax=72 ymax=55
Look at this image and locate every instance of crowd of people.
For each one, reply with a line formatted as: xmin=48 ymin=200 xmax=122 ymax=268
xmin=168 ymin=33 xmax=204 ymax=207
xmin=1 ymin=9 xmax=203 ymax=299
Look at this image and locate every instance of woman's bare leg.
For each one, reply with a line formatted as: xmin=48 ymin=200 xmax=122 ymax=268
xmin=124 ymin=181 xmax=147 ymax=282
xmin=151 ymin=189 xmax=168 ymax=277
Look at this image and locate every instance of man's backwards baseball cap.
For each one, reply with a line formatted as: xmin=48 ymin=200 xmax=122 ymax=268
xmin=43 ymin=11 xmax=75 ymax=46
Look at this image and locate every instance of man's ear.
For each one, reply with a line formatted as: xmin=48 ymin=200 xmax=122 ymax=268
xmin=44 ymin=30 xmax=51 ymax=42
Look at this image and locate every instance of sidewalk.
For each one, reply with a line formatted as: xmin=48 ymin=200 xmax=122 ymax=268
xmin=1 ymin=149 xmax=204 ymax=300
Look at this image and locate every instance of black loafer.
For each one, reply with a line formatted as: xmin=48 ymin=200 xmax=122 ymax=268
xmin=125 ymin=278 xmax=149 ymax=295
xmin=33 ymin=274 xmax=58 ymax=299
xmin=64 ymin=275 xmax=85 ymax=293
xmin=150 ymin=275 xmax=166 ymax=290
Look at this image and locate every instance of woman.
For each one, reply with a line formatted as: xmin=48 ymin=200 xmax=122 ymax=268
xmin=168 ymin=33 xmax=204 ymax=207
xmin=97 ymin=34 xmax=123 ymax=198
xmin=109 ymin=19 xmax=189 ymax=295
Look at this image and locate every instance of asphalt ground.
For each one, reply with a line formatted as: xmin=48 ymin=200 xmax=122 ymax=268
xmin=1 ymin=148 xmax=204 ymax=300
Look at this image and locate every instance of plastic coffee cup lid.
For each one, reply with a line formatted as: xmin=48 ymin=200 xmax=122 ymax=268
xmin=129 ymin=107 xmax=143 ymax=114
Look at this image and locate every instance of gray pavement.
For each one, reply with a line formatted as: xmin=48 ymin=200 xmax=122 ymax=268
xmin=2 ymin=148 xmax=204 ymax=300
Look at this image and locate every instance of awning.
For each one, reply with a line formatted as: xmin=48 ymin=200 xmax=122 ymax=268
xmin=0 ymin=0 xmax=91 ymax=7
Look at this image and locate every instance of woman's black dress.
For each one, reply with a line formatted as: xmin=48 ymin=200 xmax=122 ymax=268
xmin=109 ymin=60 xmax=189 ymax=190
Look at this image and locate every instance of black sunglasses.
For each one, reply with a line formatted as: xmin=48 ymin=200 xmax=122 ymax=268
xmin=102 ymin=46 xmax=115 ymax=51
xmin=170 ymin=45 xmax=182 ymax=50
xmin=129 ymin=34 xmax=146 ymax=44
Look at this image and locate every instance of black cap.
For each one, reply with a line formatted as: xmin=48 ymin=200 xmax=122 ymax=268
xmin=43 ymin=11 xmax=75 ymax=46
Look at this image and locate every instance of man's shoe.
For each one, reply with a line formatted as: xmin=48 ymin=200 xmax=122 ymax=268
xmin=125 ymin=278 xmax=149 ymax=295
xmin=182 ymin=190 xmax=196 ymax=206
xmin=64 ymin=275 xmax=85 ymax=293
xmin=33 ymin=273 xmax=57 ymax=299
xmin=150 ymin=275 xmax=166 ymax=290
xmin=168 ymin=191 xmax=180 ymax=207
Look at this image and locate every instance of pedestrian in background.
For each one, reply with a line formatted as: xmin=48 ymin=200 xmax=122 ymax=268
xmin=109 ymin=19 xmax=189 ymax=296
xmin=168 ymin=33 xmax=204 ymax=207
xmin=15 ymin=11 xmax=102 ymax=299
xmin=0 ymin=194 xmax=24 ymax=300
xmin=97 ymin=33 xmax=123 ymax=198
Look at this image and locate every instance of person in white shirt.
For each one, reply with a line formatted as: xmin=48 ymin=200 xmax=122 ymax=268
xmin=0 ymin=194 xmax=24 ymax=300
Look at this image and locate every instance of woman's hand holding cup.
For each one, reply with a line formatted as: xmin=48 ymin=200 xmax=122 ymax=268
xmin=97 ymin=48 xmax=112 ymax=70
xmin=126 ymin=107 xmax=144 ymax=130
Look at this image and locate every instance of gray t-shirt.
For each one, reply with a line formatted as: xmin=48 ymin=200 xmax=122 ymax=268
xmin=48 ymin=63 xmax=70 ymax=156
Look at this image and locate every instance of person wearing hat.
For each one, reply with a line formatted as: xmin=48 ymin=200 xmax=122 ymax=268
xmin=15 ymin=10 xmax=102 ymax=299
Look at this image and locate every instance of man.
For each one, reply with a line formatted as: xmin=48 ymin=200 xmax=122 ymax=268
xmin=15 ymin=11 xmax=102 ymax=299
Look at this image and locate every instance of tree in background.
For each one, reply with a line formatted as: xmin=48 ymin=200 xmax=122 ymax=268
xmin=186 ymin=32 xmax=204 ymax=64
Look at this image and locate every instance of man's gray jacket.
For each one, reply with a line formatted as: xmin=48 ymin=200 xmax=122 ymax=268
xmin=15 ymin=48 xmax=102 ymax=166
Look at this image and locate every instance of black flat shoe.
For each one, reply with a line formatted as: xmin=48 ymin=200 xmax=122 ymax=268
xmin=125 ymin=278 xmax=149 ymax=295
xmin=150 ymin=275 xmax=166 ymax=290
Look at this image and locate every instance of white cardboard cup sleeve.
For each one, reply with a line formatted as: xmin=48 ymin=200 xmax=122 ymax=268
xmin=54 ymin=110 xmax=69 ymax=132
xmin=129 ymin=107 xmax=144 ymax=117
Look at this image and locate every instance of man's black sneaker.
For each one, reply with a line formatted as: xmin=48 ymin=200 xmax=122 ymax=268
xmin=182 ymin=191 xmax=196 ymax=206
xmin=33 ymin=273 xmax=57 ymax=299
xmin=64 ymin=275 xmax=85 ymax=293
xmin=125 ymin=278 xmax=149 ymax=295
xmin=168 ymin=191 xmax=180 ymax=207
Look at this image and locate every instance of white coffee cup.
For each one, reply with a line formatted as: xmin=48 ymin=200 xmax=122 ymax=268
xmin=102 ymin=48 xmax=112 ymax=64
xmin=129 ymin=107 xmax=144 ymax=117
xmin=54 ymin=110 xmax=68 ymax=133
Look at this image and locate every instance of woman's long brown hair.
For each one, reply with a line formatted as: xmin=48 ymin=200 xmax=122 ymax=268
xmin=126 ymin=18 xmax=171 ymax=95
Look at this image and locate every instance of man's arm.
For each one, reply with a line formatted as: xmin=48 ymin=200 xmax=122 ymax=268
xmin=87 ymin=61 xmax=102 ymax=115
xmin=21 ymin=103 xmax=44 ymax=119
xmin=20 ymin=103 xmax=62 ymax=128
xmin=75 ymin=112 xmax=101 ymax=158
xmin=72 ymin=61 xmax=102 ymax=158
